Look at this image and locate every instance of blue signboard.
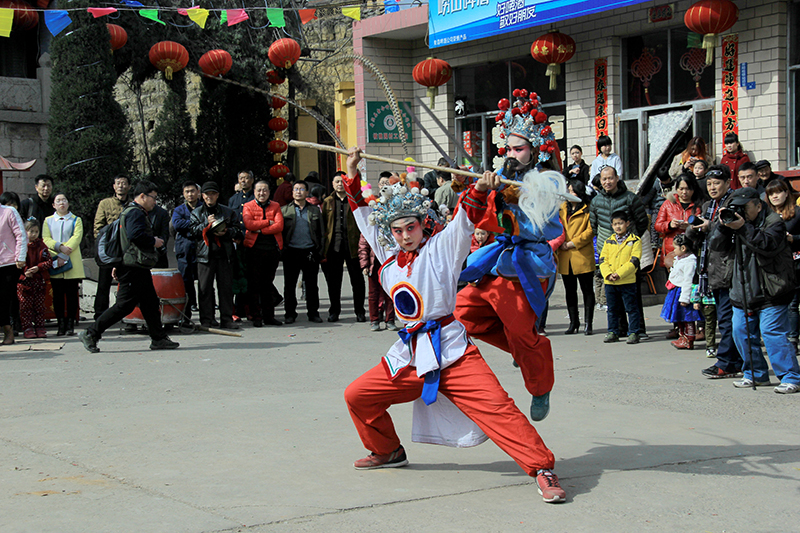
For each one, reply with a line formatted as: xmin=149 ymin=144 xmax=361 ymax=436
xmin=429 ymin=0 xmax=654 ymax=48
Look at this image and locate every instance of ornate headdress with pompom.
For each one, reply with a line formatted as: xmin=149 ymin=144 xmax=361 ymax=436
xmin=494 ymin=89 xmax=559 ymax=164
xmin=364 ymin=183 xmax=437 ymax=249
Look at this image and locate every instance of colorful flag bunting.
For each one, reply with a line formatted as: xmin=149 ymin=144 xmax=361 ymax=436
xmin=187 ymin=7 xmax=209 ymax=29
xmin=298 ymin=9 xmax=317 ymax=24
xmin=0 ymin=8 xmax=12 ymax=38
xmin=226 ymin=8 xmax=248 ymax=26
xmin=266 ymin=8 xmax=285 ymax=27
xmin=44 ymin=10 xmax=71 ymax=36
xmin=342 ymin=7 xmax=361 ymax=21
xmin=88 ymin=7 xmax=118 ymax=18
xmin=139 ymin=9 xmax=165 ymax=25
xmin=121 ymin=0 xmax=144 ymax=6
xmin=219 ymin=10 xmax=227 ymax=25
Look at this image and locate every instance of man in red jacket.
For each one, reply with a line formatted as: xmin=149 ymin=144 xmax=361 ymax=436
xmin=242 ymin=180 xmax=284 ymax=327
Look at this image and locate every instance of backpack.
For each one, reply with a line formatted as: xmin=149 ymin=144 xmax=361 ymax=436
xmin=95 ymin=218 xmax=123 ymax=266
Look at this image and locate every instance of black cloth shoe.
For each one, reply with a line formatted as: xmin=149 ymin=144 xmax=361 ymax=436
xmin=252 ymin=319 xmax=264 ymax=328
xmin=79 ymin=330 xmax=100 ymax=353
xmin=327 ymin=314 xmax=339 ymax=323
xmin=309 ymin=316 xmax=323 ymax=323
xmin=284 ymin=316 xmax=296 ymax=324
xmin=264 ymin=318 xmax=283 ymax=326
xmin=56 ymin=318 xmax=67 ymax=337
xmin=150 ymin=337 xmax=180 ymax=350
xmin=356 ymin=313 xmax=367 ymax=323
xmin=220 ymin=322 xmax=240 ymax=330
xmin=66 ymin=318 xmax=75 ymax=336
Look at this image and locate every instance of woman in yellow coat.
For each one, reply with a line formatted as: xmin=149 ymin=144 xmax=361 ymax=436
xmin=43 ymin=193 xmax=85 ymax=336
xmin=557 ymin=179 xmax=596 ymax=335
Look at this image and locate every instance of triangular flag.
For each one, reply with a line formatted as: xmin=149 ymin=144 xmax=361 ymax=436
xmin=342 ymin=7 xmax=361 ymax=21
xmin=88 ymin=7 xmax=118 ymax=18
xmin=298 ymin=9 xmax=317 ymax=24
xmin=0 ymin=8 xmax=13 ymax=38
xmin=44 ymin=10 xmax=71 ymax=36
xmin=187 ymin=7 xmax=209 ymax=29
xmin=139 ymin=9 xmax=166 ymax=25
xmin=266 ymin=8 xmax=285 ymax=28
xmin=121 ymin=0 xmax=144 ymax=6
xmin=178 ymin=8 xmax=188 ymax=15
xmin=219 ymin=10 xmax=227 ymax=25
xmin=226 ymin=8 xmax=248 ymax=26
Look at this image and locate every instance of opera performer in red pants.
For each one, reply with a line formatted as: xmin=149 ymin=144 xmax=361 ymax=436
xmin=341 ymin=147 xmax=567 ymax=504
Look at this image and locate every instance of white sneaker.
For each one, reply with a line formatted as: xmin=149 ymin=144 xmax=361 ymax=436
xmin=733 ymin=378 xmax=770 ymax=388
xmin=774 ymin=383 xmax=799 ymax=394
xmin=706 ymin=347 xmax=717 ymax=358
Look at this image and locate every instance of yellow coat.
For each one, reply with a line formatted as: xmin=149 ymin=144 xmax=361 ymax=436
xmin=599 ymin=232 xmax=641 ymax=286
xmin=557 ymin=202 xmax=595 ymax=276
xmin=43 ymin=213 xmax=85 ymax=280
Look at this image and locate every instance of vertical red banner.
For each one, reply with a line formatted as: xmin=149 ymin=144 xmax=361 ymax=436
xmin=721 ymin=35 xmax=738 ymax=140
xmin=594 ymin=58 xmax=609 ymax=154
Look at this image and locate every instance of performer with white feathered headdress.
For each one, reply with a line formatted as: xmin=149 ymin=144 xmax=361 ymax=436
xmin=455 ymin=89 xmax=568 ymax=423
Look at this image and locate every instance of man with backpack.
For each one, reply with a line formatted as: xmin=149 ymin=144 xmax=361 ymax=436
xmin=80 ymin=182 xmax=179 ymax=353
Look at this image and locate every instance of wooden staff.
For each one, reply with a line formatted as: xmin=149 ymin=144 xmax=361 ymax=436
xmin=288 ymin=140 xmax=521 ymax=188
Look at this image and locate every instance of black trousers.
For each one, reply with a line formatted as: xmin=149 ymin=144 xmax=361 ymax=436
xmin=51 ymin=278 xmax=80 ymax=320
xmin=245 ymin=247 xmax=280 ymax=321
xmin=0 ymin=264 xmax=17 ymax=327
xmin=322 ymin=247 xmax=365 ymax=317
xmin=283 ymin=247 xmax=320 ymax=319
xmin=88 ymin=267 xmax=166 ymax=341
xmin=197 ymin=255 xmax=234 ymax=326
xmin=177 ymin=255 xmax=197 ymax=321
xmin=562 ymin=270 xmax=596 ymax=310
xmin=94 ymin=265 xmax=114 ymax=319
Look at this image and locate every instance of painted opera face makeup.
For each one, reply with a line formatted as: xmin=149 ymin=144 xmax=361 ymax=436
xmin=391 ymin=216 xmax=424 ymax=251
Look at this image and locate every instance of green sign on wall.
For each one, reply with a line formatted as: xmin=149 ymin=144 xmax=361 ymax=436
xmin=366 ymin=101 xmax=413 ymax=143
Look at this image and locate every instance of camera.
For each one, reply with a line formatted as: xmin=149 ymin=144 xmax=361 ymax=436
xmin=719 ymin=206 xmax=745 ymax=225
xmin=686 ymin=215 xmax=704 ymax=227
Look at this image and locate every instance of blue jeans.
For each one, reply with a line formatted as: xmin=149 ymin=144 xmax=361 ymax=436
xmin=732 ymin=305 xmax=800 ymax=385
xmin=788 ymin=289 xmax=799 ymax=340
xmin=605 ymin=283 xmax=641 ymax=336
xmin=712 ymin=288 xmax=743 ymax=372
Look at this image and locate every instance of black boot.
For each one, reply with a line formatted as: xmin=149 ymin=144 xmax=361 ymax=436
xmin=56 ymin=318 xmax=67 ymax=337
xmin=564 ymin=305 xmax=580 ymax=335
xmin=584 ymin=304 xmax=594 ymax=336
xmin=66 ymin=318 xmax=75 ymax=336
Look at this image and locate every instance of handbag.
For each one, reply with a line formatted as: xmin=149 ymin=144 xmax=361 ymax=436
xmin=49 ymin=257 xmax=72 ymax=275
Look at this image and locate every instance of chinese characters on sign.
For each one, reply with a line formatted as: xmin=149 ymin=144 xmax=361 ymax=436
xmin=366 ymin=101 xmax=413 ymax=144
xmin=721 ymin=35 xmax=738 ymax=139
xmin=595 ymin=58 xmax=609 ymax=153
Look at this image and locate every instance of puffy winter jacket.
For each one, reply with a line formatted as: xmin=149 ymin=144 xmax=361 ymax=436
xmin=242 ymin=199 xmax=284 ymax=249
xmin=589 ymin=180 xmax=649 ymax=256
xmin=654 ymin=194 xmax=701 ymax=261
xmin=0 ymin=205 xmax=26 ymax=267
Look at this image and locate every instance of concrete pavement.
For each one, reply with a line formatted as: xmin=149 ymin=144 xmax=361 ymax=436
xmin=1 ymin=267 xmax=799 ymax=532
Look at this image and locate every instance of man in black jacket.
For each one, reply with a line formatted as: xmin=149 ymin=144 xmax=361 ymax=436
xmin=79 ymin=181 xmax=179 ymax=353
xmin=709 ymin=187 xmax=800 ymax=394
xmin=190 ymin=181 xmax=242 ymax=329
xmin=281 ymin=180 xmax=325 ymax=324
xmin=20 ymin=174 xmax=55 ymax=226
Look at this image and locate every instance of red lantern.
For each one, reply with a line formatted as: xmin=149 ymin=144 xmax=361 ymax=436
xmin=268 ymin=139 xmax=288 ymax=155
xmin=412 ymin=57 xmax=452 ymax=108
xmin=149 ymin=41 xmax=189 ymax=81
xmin=266 ymin=69 xmax=285 ymax=85
xmin=685 ymin=0 xmax=739 ymax=65
xmin=271 ymin=96 xmax=287 ymax=110
xmin=107 ymin=24 xmax=127 ymax=52
xmin=268 ymin=117 xmax=288 ymax=132
xmin=268 ymin=38 xmax=301 ymax=69
xmin=269 ymin=164 xmax=290 ymax=179
xmin=530 ymin=31 xmax=576 ymax=91
xmin=0 ymin=0 xmax=38 ymax=31
xmin=199 ymin=49 xmax=232 ymax=78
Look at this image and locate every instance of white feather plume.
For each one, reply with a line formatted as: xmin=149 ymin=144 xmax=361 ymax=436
xmin=515 ymin=169 xmax=569 ymax=234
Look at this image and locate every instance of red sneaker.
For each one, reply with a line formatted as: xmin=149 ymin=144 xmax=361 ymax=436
xmin=354 ymin=445 xmax=408 ymax=470
xmin=23 ymin=329 xmax=37 ymax=339
xmin=536 ymin=469 xmax=566 ymax=503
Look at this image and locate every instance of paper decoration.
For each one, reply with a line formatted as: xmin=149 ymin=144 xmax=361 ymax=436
xmin=139 ymin=9 xmax=165 ymax=25
xmin=594 ymin=58 xmax=609 ymax=151
xmin=121 ymin=0 xmax=143 ymax=6
xmin=187 ymin=7 xmax=208 ymax=29
xmin=88 ymin=7 xmax=117 ymax=18
xmin=298 ymin=9 xmax=317 ymax=24
xmin=219 ymin=10 xmax=226 ymax=25
xmin=226 ymin=8 xmax=248 ymax=26
xmin=342 ymin=7 xmax=360 ymax=20
xmin=721 ymin=34 xmax=738 ymax=138
xmin=0 ymin=8 xmax=12 ymax=37
xmin=44 ymin=10 xmax=71 ymax=35
xmin=266 ymin=8 xmax=285 ymax=27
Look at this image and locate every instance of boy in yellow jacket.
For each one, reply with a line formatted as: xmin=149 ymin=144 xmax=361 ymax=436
xmin=599 ymin=210 xmax=643 ymax=344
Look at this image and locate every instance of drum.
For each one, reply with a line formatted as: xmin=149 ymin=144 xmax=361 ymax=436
xmin=122 ymin=268 xmax=187 ymax=325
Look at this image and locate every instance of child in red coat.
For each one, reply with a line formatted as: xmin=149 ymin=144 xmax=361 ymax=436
xmin=18 ymin=219 xmax=52 ymax=338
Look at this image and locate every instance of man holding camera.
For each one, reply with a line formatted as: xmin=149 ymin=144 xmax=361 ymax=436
xmin=686 ymin=165 xmax=743 ymax=379
xmin=708 ymin=187 xmax=800 ymax=394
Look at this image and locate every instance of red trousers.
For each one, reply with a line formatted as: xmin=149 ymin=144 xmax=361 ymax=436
xmin=367 ymin=271 xmax=395 ymax=323
xmin=455 ymin=276 xmax=554 ymax=397
xmin=344 ymin=345 xmax=555 ymax=475
xmin=17 ymin=281 xmax=46 ymax=331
